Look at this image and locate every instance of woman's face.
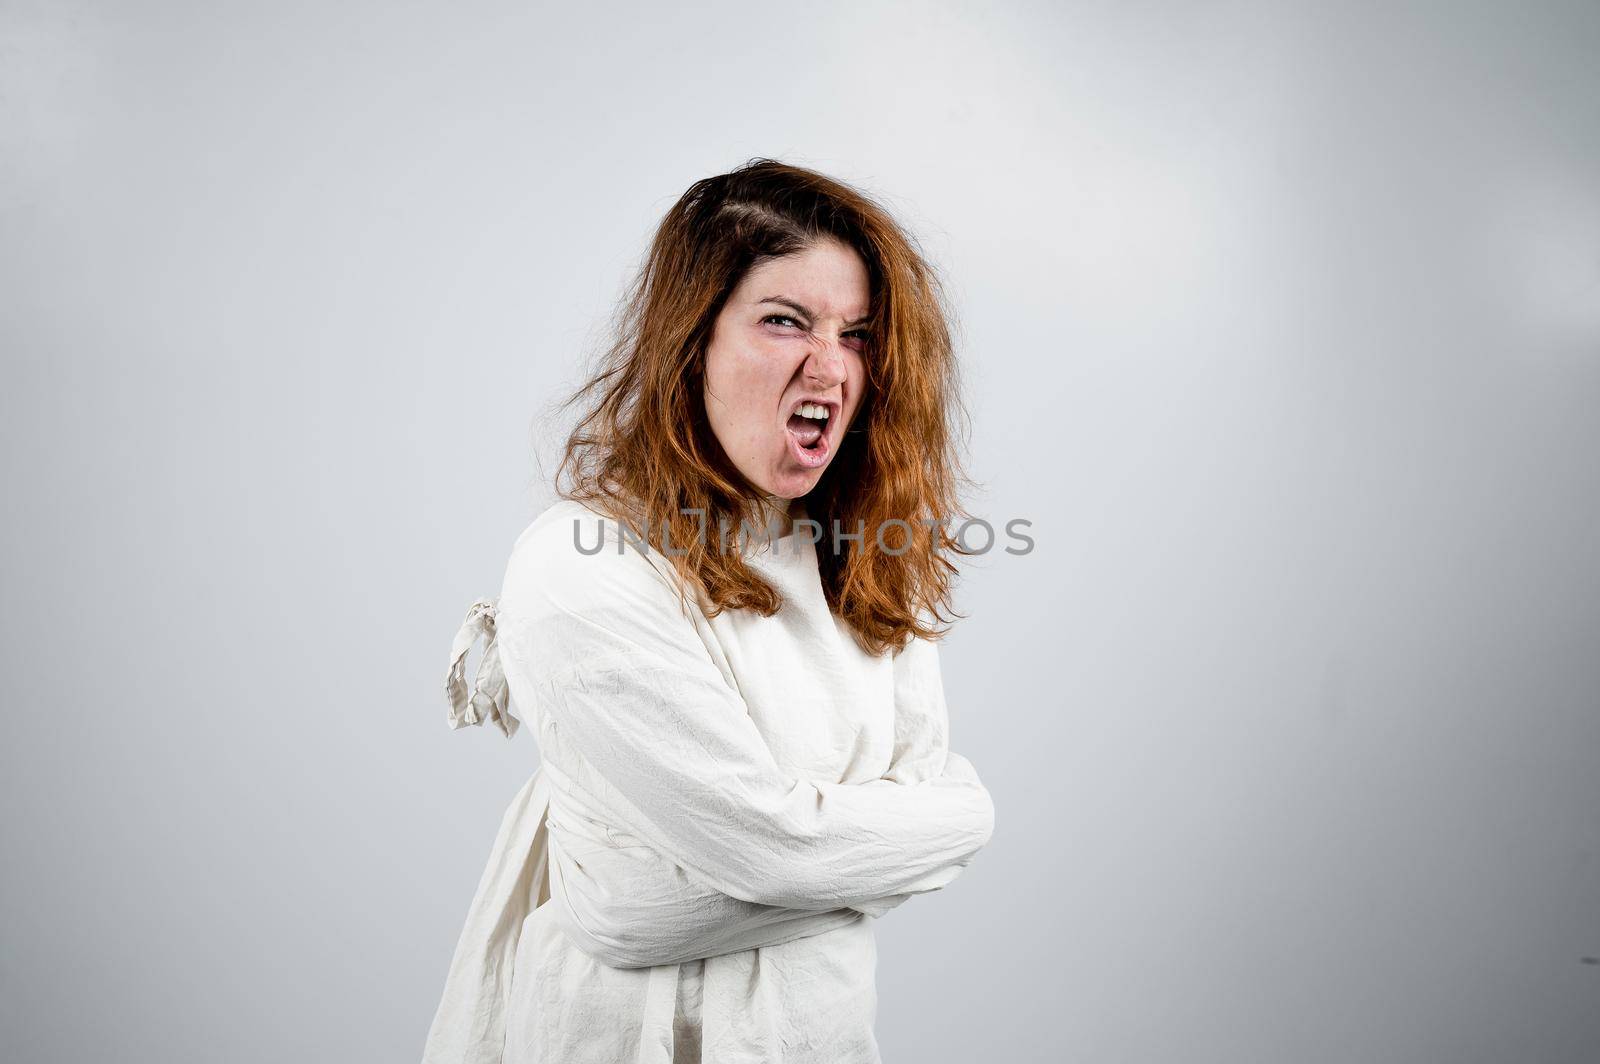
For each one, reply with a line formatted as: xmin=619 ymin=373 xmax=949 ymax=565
xmin=702 ymin=238 xmax=871 ymax=501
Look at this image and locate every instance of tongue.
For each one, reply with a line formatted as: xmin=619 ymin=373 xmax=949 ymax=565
xmin=786 ymin=413 xmax=823 ymax=446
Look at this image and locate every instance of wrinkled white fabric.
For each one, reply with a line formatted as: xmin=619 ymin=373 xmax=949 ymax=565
xmin=423 ymin=498 xmax=995 ymax=1064
xmin=445 ymin=598 xmax=516 ymax=738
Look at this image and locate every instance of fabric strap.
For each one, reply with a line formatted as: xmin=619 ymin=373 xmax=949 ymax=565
xmin=446 ymin=597 xmax=519 ymax=739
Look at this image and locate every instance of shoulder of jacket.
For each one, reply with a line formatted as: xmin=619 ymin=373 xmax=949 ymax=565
xmin=501 ymin=498 xmax=686 ymax=615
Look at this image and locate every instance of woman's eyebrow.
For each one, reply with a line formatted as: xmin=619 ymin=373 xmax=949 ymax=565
xmin=757 ymin=296 xmax=871 ymax=327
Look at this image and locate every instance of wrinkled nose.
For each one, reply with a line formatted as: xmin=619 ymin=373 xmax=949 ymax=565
xmin=803 ymin=339 xmax=848 ymax=389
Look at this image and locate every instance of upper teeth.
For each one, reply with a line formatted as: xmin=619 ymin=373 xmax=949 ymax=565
xmin=798 ymin=403 xmax=830 ymax=420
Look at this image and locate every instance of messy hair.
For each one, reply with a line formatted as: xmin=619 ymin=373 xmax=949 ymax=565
xmin=554 ymin=158 xmax=976 ymax=655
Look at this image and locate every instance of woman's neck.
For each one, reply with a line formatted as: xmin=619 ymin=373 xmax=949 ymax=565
xmin=754 ymin=493 xmax=798 ymax=538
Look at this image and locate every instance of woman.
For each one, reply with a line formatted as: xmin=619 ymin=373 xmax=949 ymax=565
xmin=424 ymin=159 xmax=996 ymax=1064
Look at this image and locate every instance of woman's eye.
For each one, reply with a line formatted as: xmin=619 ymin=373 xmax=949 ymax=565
xmin=762 ymin=315 xmax=869 ymax=346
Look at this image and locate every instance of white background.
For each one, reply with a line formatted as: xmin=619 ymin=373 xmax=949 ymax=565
xmin=3 ymin=1 xmax=1597 ymax=1060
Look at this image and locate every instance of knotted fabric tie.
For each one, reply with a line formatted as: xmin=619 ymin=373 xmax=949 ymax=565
xmin=445 ymin=597 xmax=519 ymax=739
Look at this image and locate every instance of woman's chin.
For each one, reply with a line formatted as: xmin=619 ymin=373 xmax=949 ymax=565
xmin=764 ymin=462 xmax=824 ymax=500
xmin=763 ymin=473 xmax=819 ymax=500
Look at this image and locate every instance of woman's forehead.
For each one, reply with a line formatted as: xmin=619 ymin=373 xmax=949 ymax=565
xmin=736 ymin=245 xmax=870 ymax=317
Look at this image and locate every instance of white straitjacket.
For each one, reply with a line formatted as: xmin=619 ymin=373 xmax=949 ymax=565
xmin=422 ymin=498 xmax=996 ymax=1064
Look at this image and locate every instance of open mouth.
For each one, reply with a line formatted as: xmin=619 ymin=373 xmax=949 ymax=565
xmin=784 ymin=399 xmax=836 ymax=469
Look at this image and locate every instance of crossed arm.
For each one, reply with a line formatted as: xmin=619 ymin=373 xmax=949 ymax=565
xmin=494 ymin=515 xmax=995 ymax=968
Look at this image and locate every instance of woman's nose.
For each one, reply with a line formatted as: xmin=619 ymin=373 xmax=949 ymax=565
xmin=803 ymin=337 xmax=849 ymax=387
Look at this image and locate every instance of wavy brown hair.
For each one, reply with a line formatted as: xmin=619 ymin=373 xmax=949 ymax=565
xmin=553 ymin=158 xmax=976 ymax=656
